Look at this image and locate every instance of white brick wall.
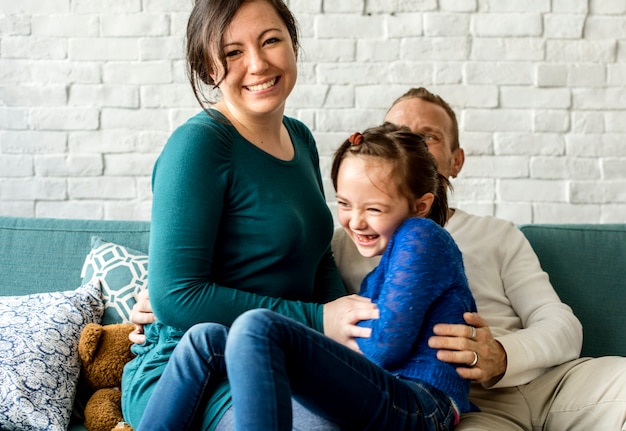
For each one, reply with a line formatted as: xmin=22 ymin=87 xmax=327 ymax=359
xmin=1 ymin=0 xmax=625 ymax=223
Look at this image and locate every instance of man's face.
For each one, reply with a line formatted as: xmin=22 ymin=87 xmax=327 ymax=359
xmin=384 ymin=97 xmax=464 ymax=179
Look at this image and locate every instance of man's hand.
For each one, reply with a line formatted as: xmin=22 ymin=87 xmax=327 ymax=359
xmin=323 ymin=294 xmax=379 ymax=353
xmin=128 ymin=289 xmax=156 ymax=345
xmin=428 ymin=312 xmax=507 ymax=383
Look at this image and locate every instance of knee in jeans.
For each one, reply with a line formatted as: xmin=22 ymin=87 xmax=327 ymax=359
xmin=181 ymin=322 xmax=228 ymax=353
xmin=226 ymin=309 xmax=277 ymax=353
xmin=231 ymin=309 xmax=276 ymax=334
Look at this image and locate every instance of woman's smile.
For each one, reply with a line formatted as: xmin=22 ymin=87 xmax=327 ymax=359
xmin=245 ymin=77 xmax=278 ymax=92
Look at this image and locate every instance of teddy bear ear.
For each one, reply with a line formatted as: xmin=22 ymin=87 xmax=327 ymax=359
xmin=79 ymin=322 xmax=103 ymax=365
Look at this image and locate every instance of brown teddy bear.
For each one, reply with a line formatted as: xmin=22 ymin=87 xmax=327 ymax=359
xmin=78 ymin=322 xmax=136 ymax=431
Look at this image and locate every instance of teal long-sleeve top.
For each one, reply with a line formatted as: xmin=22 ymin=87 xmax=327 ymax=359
xmin=357 ymin=217 xmax=477 ymax=413
xmin=149 ymin=110 xmax=345 ymax=329
xmin=122 ymin=110 xmax=346 ymax=430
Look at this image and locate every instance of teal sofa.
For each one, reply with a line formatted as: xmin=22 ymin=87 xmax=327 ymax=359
xmin=0 ymin=216 xmax=151 ymax=431
xmin=0 ymin=216 xmax=625 ymax=430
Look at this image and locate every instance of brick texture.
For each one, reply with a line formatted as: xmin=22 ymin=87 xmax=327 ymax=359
xmin=1 ymin=0 xmax=625 ymax=223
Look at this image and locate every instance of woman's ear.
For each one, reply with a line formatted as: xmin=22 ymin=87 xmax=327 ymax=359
xmin=412 ymin=193 xmax=435 ymax=218
xmin=209 ymin=65 xmax=219 ymax=86
xmin=209 ymin=56 xmax=226 ymax=86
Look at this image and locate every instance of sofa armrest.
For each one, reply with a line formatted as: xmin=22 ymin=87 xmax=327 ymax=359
xmin=519 ymin=224 xmax=626 ymax=358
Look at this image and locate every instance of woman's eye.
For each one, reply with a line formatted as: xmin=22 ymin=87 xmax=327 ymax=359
xmin=225 ymin=50 xmax=241 ymax=58
xmin=264 ymin=37 xmax=280 ymax=46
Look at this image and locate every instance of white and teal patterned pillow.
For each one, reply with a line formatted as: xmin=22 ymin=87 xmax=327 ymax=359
xmin=0 ymin=280 xmax=103 ymax=431
xmin=81 ymin=236 xmax=148 ymax=325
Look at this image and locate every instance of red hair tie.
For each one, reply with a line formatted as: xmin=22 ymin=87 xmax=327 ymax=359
xmin=348 ymin=132 xmax=363 ymax=146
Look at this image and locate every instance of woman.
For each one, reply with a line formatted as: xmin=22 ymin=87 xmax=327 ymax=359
xmin=120 ymin=0 xmax=377 ymax=429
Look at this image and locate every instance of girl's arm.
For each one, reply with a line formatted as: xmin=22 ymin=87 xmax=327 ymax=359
xmin=357 ymin=219 xmax=465 ymax=368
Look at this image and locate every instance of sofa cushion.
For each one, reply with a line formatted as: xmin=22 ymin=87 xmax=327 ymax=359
xmin=81 ymin=236 xmax=148 ymax=325
xmin=519 ymin=224 xmax=626 ymax=358
xmin=0 ymin=280 xmax=103 ymax=431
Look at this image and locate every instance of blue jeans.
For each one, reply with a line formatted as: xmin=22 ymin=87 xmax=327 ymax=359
xmin=135 ymin=322 xmax=230 ymax=430
xmin=226 ymin=309 xmax=455 ymax=431
xmin=138 ymin=309 xmax=455 ymax=430
xmin=135 ymin=321 xmax=342 ymax=431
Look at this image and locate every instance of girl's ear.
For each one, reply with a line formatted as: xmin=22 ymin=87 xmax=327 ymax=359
xmin=412 ymin=193 xmax=435 ymax=218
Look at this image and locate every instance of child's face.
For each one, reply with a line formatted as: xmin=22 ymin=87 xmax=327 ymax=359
xmin=336 ymin=155 xmax=418 ymax=258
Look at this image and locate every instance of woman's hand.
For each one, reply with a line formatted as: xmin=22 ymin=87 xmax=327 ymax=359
xmin=323 ymin=294 xmax=379 ymax=353
xmin=128 ymin=289 xmax=156 ymax=344
xmin=428 ymin=312 xmax=507 ymax=383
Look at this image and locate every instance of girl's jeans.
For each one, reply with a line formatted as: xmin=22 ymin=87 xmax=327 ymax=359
xmin=137 ymin=309 xmax=455 ymax=431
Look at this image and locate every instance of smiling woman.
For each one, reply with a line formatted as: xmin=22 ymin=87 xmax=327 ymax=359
xmin=119 ymin=0 xmax=379 ymax=430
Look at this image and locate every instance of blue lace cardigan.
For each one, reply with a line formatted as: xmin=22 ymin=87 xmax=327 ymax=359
xmin=357 ymin=217 xmax=477 ymax=413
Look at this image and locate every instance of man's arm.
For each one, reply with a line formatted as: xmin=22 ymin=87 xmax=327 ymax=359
xmin=432 ymin=214 xmax=583 ymax=387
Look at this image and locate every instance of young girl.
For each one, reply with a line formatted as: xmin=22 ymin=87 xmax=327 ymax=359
xmin=224 ymin=122 xmax=477 ymax=430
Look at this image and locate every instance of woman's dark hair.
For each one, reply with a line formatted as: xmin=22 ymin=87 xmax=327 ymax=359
xmin=330 ymin=122 xmax=451 ymax=227
xmin=186 ymin=0 xmax=300 ymax=108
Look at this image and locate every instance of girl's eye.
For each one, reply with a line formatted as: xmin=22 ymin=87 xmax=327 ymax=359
xmin=264 ymin=37 xmax=280 ymax=46
xmin=367 ymin=208 xmax=382 ymax=213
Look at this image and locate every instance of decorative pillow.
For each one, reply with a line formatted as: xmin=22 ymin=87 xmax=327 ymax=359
xmin=0 ymin=280 xmax=104 ymax=431
xmin=81 ymin=236 xmax=148 ymax=325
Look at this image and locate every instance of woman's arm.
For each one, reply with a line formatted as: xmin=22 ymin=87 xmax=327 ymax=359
xmin=148 ymin=118 xmax=323 ymax=331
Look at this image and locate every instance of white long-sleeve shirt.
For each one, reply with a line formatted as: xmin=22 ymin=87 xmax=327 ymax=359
xmin=331 ymin=208 xmax=583 ymax=389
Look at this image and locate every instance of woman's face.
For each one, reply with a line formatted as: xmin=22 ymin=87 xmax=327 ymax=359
xmin=215 ymin=0 xmax=298 ymax=119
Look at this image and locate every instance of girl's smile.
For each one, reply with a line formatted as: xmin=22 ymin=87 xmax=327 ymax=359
xmin=354 ymin=233 xmax=380 ymax=246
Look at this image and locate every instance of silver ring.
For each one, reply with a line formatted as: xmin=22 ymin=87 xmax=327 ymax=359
xmin=470 ymin=326 xmax=476 ymax=340
xmin=470 ymin=351 xmax=478 ymax=367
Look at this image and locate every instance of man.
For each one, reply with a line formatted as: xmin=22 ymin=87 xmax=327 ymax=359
xmin=333 ymin=87 xmax=626 ymax=430
xmin=131 ymin=87 xmax=626 ymax=429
